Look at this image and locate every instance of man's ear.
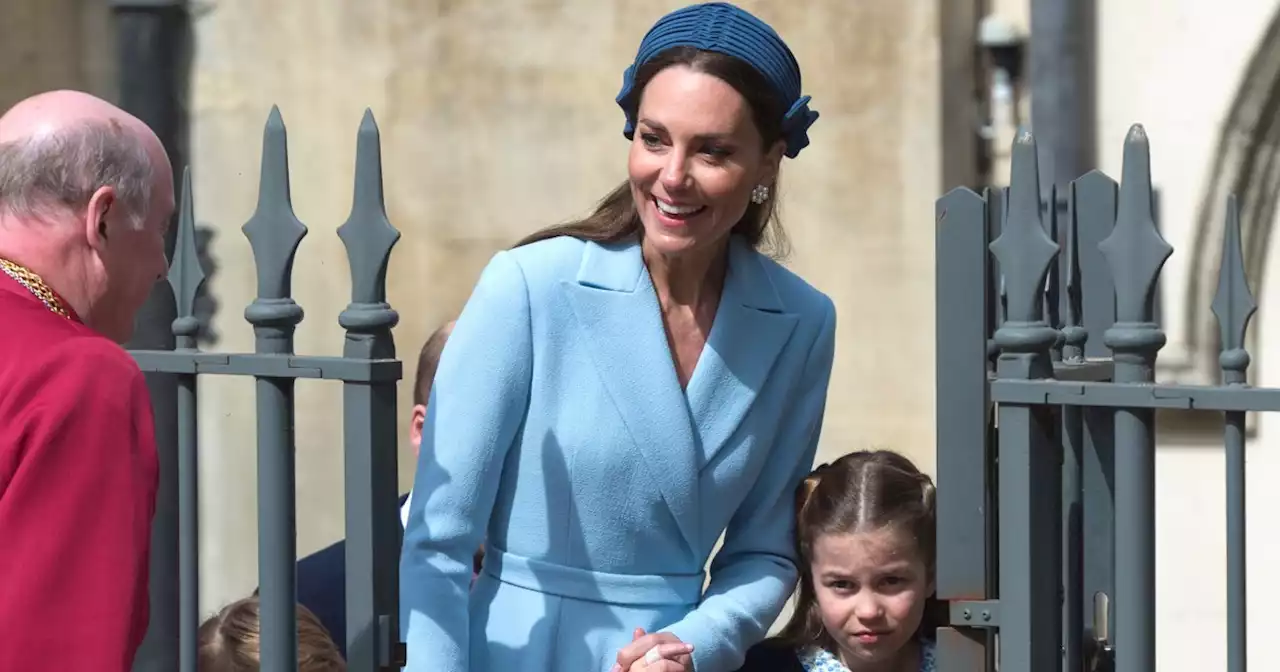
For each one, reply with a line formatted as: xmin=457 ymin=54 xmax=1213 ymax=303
xmin=409 ymin=403 xmax=427 ymax=459
xmin=85 ymin=186 xmax=116 ymax=252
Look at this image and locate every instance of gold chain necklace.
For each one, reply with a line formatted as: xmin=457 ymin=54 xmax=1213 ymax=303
xmin=0 ymin=257 xmax=71 ymax=319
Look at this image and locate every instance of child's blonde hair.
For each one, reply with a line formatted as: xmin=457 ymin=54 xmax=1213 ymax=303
xmin=197 ymin=596 xmax=346 ymax=672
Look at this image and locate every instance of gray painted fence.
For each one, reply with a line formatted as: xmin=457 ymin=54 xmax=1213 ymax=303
xmin=128 ymin=107 xmax=405 ymax=672
xmin=125 ymin=108 xmax=1258 ymax=672
xmin=936 ymin=126 xmax=1254 ymax=672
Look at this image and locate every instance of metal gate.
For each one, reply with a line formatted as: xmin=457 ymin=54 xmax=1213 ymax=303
xmin=127 ymin=107 xmax=405 ymax=672
xmin=934 ymin=125 xmax=1255 ymax=672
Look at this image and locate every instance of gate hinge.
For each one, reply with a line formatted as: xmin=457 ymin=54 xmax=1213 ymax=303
xmin=948 ymin=600 xmax=1000 ymax=628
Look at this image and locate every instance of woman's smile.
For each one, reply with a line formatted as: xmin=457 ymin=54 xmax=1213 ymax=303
xmin=652 ymin=195 xmax=708 ymax=227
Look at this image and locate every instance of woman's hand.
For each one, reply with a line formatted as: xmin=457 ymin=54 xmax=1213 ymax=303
xmin=610 ymin=628 xmax=694 ymax=672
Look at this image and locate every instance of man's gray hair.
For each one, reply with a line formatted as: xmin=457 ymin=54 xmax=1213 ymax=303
xmin=0 ymin=119 xmax=154 ymax=229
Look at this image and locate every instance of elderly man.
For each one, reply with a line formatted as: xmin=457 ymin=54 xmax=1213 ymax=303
xmin=0 ymin=91 xmax=174 ymax=670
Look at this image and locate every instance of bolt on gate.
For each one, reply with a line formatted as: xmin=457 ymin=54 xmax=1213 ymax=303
xmin=128 ymin=107 xmax=405 ymax=672
xmin=934 ymin=126 xmax=1257 ymax=672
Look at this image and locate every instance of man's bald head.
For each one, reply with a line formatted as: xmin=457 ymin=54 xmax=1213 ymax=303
xmin=0 ymin=89 xmax=161 ymax=143
xmin=0 ymin=90 xmax=172 ymax=228
xmin=0 ymin=90 xmax=175 ymax=343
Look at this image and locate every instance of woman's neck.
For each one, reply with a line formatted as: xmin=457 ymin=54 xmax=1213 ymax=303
xmin=642 ymin=237 xmax=729 ymax=309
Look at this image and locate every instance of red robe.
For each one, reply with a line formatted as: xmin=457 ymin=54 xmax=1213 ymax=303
xmin=0 ymin=274 xmax=158 ymax=671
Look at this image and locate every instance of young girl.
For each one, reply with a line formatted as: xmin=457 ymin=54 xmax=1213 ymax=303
xmin=736 ymin=450 xmax=940 ymax=672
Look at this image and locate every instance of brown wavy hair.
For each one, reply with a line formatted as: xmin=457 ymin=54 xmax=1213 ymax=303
xmin=776 ymin=450 xmax=944 ymax=655
xmin=197 ymin=596 xmax=346 ymax=672
xmin=514 ymin=46 xmax=789 ymax=258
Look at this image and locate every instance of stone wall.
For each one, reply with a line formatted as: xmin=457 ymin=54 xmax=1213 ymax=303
xmin=0 ymin=0 xmax=115 ymax=108
xmin=1 ymin=0 xmax=943 ymax=618
xmin=180 ymin=0 xmax=942 ymax=611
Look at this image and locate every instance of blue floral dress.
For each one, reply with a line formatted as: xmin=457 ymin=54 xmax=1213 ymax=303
xmin=798 ymin=639 xmax=937 ymax=672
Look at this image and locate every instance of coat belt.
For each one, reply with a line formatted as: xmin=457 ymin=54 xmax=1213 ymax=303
xmin=482 ymin=545 xmax=705 ymax=607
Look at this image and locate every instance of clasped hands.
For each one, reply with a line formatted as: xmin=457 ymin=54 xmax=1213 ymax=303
xmin=608 ymin=628 xmax=694 ymax=672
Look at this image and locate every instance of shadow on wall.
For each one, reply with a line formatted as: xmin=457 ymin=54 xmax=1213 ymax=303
xmin=194 ymin=223 xmax=220 ymax=347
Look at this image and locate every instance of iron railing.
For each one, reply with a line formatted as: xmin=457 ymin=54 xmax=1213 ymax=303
xmin=128 ymin=107 xmax=405 ymax=672
xmin=936 ymin=125 xmax=1255 ymax=672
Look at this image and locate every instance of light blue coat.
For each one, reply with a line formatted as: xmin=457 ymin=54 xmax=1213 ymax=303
xmin=400 ymin=234 xmax=837 ymax=672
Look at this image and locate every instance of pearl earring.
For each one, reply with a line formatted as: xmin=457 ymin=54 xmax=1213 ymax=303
xmin=750 ymin=184 xmax=770 ymax=205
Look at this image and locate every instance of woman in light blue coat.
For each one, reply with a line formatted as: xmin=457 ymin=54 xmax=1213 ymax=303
xmin=400 ymin=4 xmax=834 ymax=671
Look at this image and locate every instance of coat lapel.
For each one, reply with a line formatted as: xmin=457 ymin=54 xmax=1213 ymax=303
xmin=685 ymin=237 xmax=799 ymax=468
xmin=561 ymin=239 xmax=703 ymax=553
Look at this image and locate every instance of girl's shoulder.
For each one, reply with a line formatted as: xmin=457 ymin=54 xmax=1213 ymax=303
xmin=919 ymin=637 xmax=938 ymax=672
xmin=736 ymin=638 xmax=805 ymax=672
xmin=795 ymin=639 xmax=937 ymax=672
xmin=738 ymin=637 xmax=936 ymax=672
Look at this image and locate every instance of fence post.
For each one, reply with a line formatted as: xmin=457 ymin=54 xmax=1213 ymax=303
xmin=935 ymin=185 xmax=993 ymax=671
xmin=242 ymin=106 xmax=308 ymax=672
xmin=1098 ymin=124 xmax=1170 ymax=672
xmin=167 ymin=168 xmax=207 ymax=672
xmin=112 ymin=3 xmax=189 ymax=668
xmin=1058 ymin=184 xmax=1085 ymax=672
xmin=1068 ymin=169 xmax=1118 ymax=665
xmin=337 ymin=110 xmax=404 ymax=672
xmin=988 ymin=130 xmax=1063 ymax=672
xmin=1211 ymin=196 xmax=1256 ymax=672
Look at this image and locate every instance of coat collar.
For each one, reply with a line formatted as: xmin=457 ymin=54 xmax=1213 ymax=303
xmin=574 ymin=235 xmax=787 ymax=313
xmin=563 ymin=235 xmax=798 ymax=554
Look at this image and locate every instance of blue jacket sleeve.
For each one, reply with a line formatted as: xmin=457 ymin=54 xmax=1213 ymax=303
xmin=399 ymin=251 xmax=533 ymax=672
xmin=663 ymin=297 xmax=837 ymax=672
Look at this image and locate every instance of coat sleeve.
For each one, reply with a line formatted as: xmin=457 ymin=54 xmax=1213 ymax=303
xmin=399 ymin=250 xmax=534 ymax=672
xmin=0 ymin=338 xmax=158 ymax=672
xmin=663 ymin=297 xmax=836 ymax=672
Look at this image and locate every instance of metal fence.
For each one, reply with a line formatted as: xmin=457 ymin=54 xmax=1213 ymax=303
xmin=124 ymin=108 xmax=1262 ymax=672
xmin=127 ymin=107 xmax=405 ymax=672
xmin=934 ymin=125 xmax=1256 ymax=672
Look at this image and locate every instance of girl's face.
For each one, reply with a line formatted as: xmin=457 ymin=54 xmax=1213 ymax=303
xmin=811 ymin=526 xmax=933 ymax=670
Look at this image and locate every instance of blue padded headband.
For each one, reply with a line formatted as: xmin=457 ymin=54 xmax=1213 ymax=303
xmin=615 ymin=2 xmax=818 ymax=159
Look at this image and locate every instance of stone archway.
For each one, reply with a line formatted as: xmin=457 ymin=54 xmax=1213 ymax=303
xmin=1184 ymin=7 xmax=1280 ymax=383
